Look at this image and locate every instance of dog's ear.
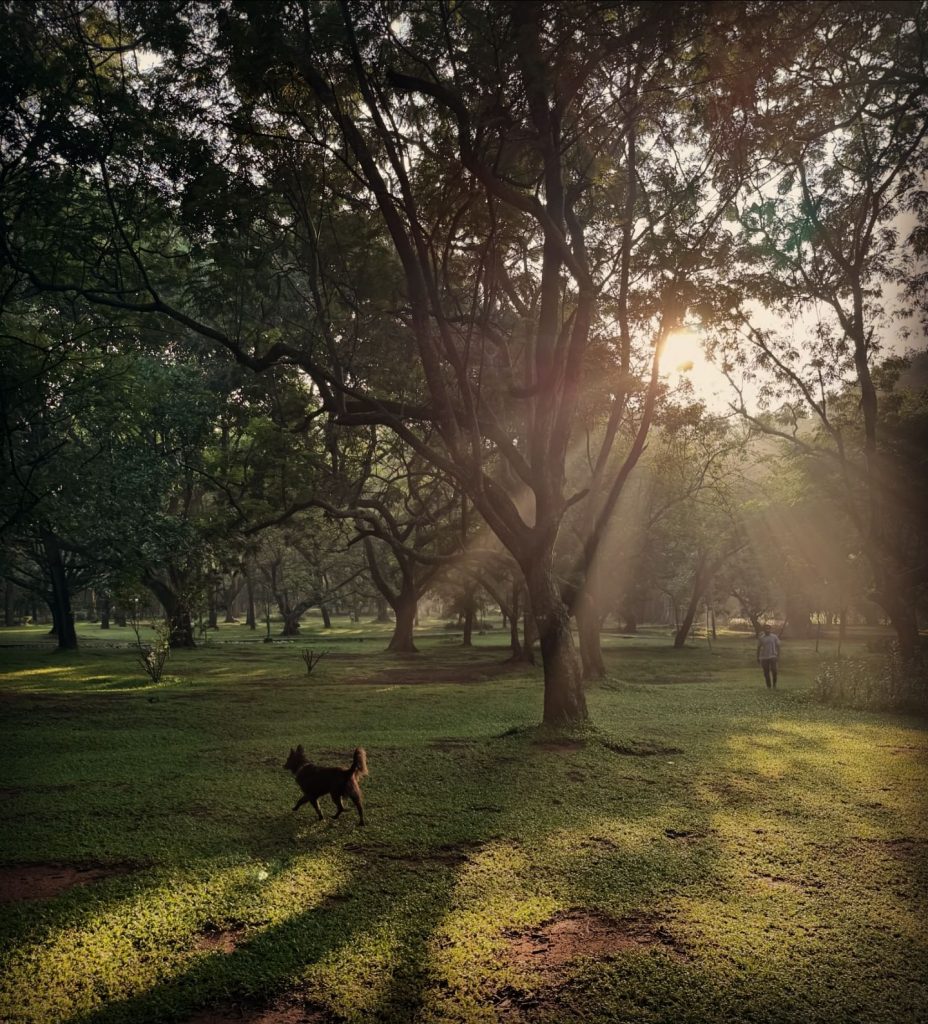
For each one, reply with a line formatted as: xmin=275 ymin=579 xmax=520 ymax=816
xmin=296 ymin=744 xmax=304 ymax=754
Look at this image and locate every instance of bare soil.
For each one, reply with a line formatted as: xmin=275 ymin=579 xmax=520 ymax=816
xmin=0 ymin=862 xmax=135 ymax=902
xmin=194 ymin=924 xmax=247 ymax=954
xmin=505 ymin=909 xmax=681 ymax=968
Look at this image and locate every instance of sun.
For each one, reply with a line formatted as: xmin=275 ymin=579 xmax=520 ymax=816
xmin=661 ymin=328 xmax=727 ymax=406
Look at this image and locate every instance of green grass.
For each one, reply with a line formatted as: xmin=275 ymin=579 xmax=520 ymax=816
xmin=1 ymin=624 xmax=925 ymax=1023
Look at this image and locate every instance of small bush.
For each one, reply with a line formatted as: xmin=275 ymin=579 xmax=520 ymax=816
xmin=814 ymin=645 xmax=928 ymax=714
xmin=727 ymin=618 xmax=757 ymax=633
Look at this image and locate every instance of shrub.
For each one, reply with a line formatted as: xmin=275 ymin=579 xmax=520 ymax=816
xmin=727 ymin=618 xmax=757 ymax=633
xmin=814 ymin=644 xmax=928 ymax=714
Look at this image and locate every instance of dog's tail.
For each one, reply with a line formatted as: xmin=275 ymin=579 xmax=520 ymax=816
xmin=351 ymin=747 xmax=368 ymax=778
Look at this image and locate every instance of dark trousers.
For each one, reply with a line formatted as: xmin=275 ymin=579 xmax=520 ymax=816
xmin=761 ymin=658 xmax=778 ymax=688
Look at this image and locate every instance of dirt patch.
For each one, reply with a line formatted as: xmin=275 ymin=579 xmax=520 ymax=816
xmin=601 ymin=739 xmax=683 ymax=757
xmin=186 ymin=1001 xmax=330 ymax=1024
xmin=753 ymin=873 xmax=801 ymax=890
xmin=663 ymin=828 xmax=711 ymax=842
xmin=534 ymin=740 xmax=585 ymax=753
xmin=195 ymin=924 xmax=247 ymax=953
xmin=0 ymin=862 xmax=136 ymax=903
xmin=855 ymin=837 xmax=928 ymax=860
xmin=505 ymin=909 xmax=681 ymax=968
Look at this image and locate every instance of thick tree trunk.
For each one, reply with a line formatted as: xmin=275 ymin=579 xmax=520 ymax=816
xmin=145 ymin=579 xmax=196 ymax=648
xmin=575 ymin=590 xmax=606 ymax=681
xmin=525 ymin=562 xmax=587 ymax=725
xmin=387 ymin=590 xmax=418 ymax=653
xmin=462 ymin=602 xmax=475 ymax=647
xmin=100 ymin=594 xmax=111 ymax=629
xmin=207 ymin=591 xmax=218 ymax=630
xmin=375 ymin=596 xmax=390 ymax=623
xmin=114 ymin=604 xmax=127 ymax=627
xmin=43 ymin=533 xmax=77 ymax=651
xmin=280 ymin=610 xmax=301 ymax=636
xmin=320 ymin=603 xmax=332 ymax=629
xmin=885 ymin=592 xmax=920 ymax=661
xmin=522 ymin=602 xmax=537 ymax=666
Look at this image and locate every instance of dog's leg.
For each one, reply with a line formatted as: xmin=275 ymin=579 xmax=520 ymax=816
xmin=349 ymin=792 xmax=365 ymax=826
xmin=332 ymin=794 xmax=345 ymax=819
xmin=309 ymin=797 xmax=324 ymax=820
xmin=293 ymin=794 xmax=312 ymax=812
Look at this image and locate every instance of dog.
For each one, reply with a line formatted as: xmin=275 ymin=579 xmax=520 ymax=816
xmin=283 ymin=745 xmax=368 ymax=825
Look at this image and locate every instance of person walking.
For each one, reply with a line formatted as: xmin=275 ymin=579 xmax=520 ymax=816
xmin=757 ymin=625 xmax=780 ymax=688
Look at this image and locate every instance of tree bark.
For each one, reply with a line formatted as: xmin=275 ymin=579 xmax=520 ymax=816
xmin=145 ymin=578 xmax=196 ymax=648
xmin=524 ymin=561 xmax=587 ymax=725
xmin=280 ymin=610 xmax=301 ymax=636
xmin=244 ymin=563 xmax=257 ymax=629
xmin=42 ymin=532 xmax=78 ymax=651
xmin=375 ymin=596 xmax=390 ymax=623
xmin=320 ymin=603 xmax=332 ymax=629
xmin=387 ymin=589 xmax=418 ymax=653
xmin=522 ymin=600 xmax=537 ymax=666
xmin=575 ymin=589 xmax=606 ymax=680
xmin=100 ymin=593 xmax=111 ymax=629
xmin=462 ymin=597 xmax=475 ymax=647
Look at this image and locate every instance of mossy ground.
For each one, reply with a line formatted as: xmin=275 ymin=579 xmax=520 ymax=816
xmin=1 ymin=619 xmax=926 ymax=1023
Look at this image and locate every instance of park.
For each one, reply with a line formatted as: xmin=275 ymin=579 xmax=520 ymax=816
xmin=1 ymin=2 xmax=927 ymax=1022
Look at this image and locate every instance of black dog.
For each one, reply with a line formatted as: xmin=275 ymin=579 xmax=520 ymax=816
xmin=284 ymin=745 xmax=368 ymax=825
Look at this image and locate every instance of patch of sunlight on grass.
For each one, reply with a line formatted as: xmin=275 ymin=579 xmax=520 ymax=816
xmin=0 ymin=855 xmax=351 ymax=1024
xmin=305 ymin=913 xmax=408 ymax=1020
xmin=415 ymin=840 xmax=563 ymax=1020
xmin=2 ymin=666 xmax=77 ymax=679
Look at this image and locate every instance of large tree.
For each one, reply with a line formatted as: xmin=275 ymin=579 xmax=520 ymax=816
xmin=712 ymin=1 xmax=928 ymax=657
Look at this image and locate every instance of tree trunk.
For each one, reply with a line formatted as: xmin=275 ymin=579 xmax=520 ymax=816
xmin=245 ymin=569 xmax=257 ymax=629
xmin=42 ymin=533 xmax=77 ymax=651
xmin=114 ymin=604 xmax=127 ymax=627
xmin=207 ymin=591 xmax=218 ymax=630
xmin=100 ymin=593 xmax=111 ymax=629
xmin=462 ymin=601 xmax=475 ymax=647
xmin=674 ymin=566 xmax=706 ymax=649
xmin=280 ymin=610 xmax=301 ymax=636
xmin=320 ymin=603 xmax=332 ymax=629
xmin=575 ymin=590 xmax=606 ymax=681
xmin=145 ymin=579 xmax=196 ymax=648
xmin=522 ymin=601 xmax=537 ymax=666
xmin=524 ymin=561 xmax=587 ymax=725
xmin=375 ymin=596 xmax=390 ymax=623
xmin=884 ymin=590 xmax=920 ymax=660
xmin=387 ymin=590 xmax=418 ymax=653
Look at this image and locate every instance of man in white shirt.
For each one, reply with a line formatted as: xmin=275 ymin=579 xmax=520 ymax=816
xmin=757 ymin=626 xmax=781 ymax=688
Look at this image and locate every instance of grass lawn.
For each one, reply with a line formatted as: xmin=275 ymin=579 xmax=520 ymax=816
xmin=0 ymin=620 xmax=926 ymax=1023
